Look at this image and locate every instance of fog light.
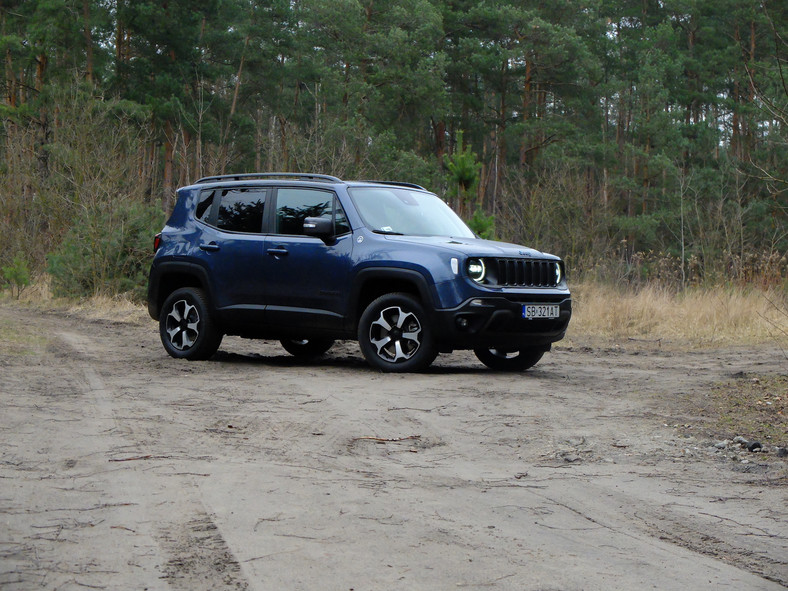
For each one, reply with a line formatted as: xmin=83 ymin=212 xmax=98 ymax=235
xmin=456 ymin=317 xmax=469 ymax=329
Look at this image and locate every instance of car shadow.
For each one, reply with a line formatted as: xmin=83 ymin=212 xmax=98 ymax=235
xmin=210 ymin=349 xmax=536 ymax=376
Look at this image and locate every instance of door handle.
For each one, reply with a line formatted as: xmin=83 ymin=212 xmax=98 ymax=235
xmin=199 ymin=243 xmax=220 ymax=252
xmin=267 ymin=247 xmax=289 ymax=257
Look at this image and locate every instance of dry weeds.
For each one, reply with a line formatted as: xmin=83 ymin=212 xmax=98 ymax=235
xmin=5 ymin=276 xmax=149 ymax=325
xmin=64 ymin=294 xmax=149 ymax=324
xmin=565 ymin=283 xmax=788 ymax=447
xmin=0 ymin=316 xmax=47 ymax=357
xmin=568 ymin=282 xmax=788 ymax=349
xmin=4 ymin=278 xmax=788 ymax=348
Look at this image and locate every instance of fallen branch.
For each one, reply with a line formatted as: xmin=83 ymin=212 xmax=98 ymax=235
xmin=627 ymin=337 xmax=662 ymax=345
xmin=110 ymin=525 xmax=136 ymax=533
xmin=351 ymin=435 xmax=421 ymax=443
xmin=388 ymin=405 xmax=447 ymax=413
xmin=107 ymin=454 xmax=177 ymax=462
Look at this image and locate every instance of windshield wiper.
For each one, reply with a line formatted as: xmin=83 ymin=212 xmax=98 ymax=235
xmin=372 ymin=229 xmax=404 ymax=235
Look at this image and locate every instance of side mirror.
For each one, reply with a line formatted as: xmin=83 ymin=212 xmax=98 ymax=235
xmin=303 ymin=216 xmax=334 ymax=239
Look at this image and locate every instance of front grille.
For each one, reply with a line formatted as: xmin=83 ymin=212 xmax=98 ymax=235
xmin=491 ymin=258 xmax=558 ymax=287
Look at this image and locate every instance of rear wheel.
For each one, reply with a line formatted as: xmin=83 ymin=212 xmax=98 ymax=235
xmin=358 ymin=293 xmax=437 ymax=372
xmin=280 ymin=338 xmax=335 ymax=358
xmin=159 ymin=287 xmax=222 ymax=360
xmin=473 ymin=347 xmax=544 ymax=371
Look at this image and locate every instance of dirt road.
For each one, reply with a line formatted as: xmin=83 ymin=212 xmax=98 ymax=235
xmin=1 ymin=302 xmax=786 ymax=590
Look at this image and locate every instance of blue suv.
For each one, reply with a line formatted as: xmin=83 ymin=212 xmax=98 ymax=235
xmin=147 ymin=173 xmax=571 ymax=372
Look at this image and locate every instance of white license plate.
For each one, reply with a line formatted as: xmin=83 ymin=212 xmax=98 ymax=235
xmin=523 ymin=304 xmax=560 ymax=319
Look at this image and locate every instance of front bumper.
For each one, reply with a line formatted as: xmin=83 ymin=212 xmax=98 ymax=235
xmin=431 ymin=295 xmax=572 ymax=352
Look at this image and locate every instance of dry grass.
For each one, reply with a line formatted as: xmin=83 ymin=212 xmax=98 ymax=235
xmin=5 ymin=277 xmax=788 ymax=348
xmin=64 ymin=294 xmax=149 ymax=324
xmin=4 ymin=275 xmax=149 ymax=325
xmin=568 ymin=282 xmax=788 ymax=348
xmin=0 ymin=316 xmax=48 ymax=357
xmin=568 ymin=283 xmax=788 ymax=445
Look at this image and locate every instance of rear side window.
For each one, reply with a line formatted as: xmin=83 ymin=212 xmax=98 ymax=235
xmin=215 ymin=188 xmax=266 ymax=233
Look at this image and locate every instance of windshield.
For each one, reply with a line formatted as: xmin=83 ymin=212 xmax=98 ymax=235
xmin=348 ymin=187 xmax=475 ymax=238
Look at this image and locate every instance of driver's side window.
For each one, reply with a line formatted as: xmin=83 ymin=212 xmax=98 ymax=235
xmin=274 ymin=188 xmax=349 ymax=236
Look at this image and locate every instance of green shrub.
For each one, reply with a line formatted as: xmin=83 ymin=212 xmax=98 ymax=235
xmin=47 ymin=201 xmax=165 ymax=301
xmin=2 ymin=254 xmax=31 ymax=299
xmin=444 ymin=131 xmax=482 ymax=214
xmin=467 ymin=207 xmax=496 ymax=240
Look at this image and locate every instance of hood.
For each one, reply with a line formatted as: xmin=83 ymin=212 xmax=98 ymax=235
xmin=382 ymin=234 xmax=558 ymax=260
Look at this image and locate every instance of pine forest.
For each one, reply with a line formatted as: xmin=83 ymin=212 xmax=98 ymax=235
xmin=1 ymin=0 xmax=786 ymax=299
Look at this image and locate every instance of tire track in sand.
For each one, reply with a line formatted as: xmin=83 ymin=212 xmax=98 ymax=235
xmin=55 ymin=331 xmax=250 ymax=591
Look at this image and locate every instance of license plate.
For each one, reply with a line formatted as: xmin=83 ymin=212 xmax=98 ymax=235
xmin=523 ymin=304 xmax=560 ymax=319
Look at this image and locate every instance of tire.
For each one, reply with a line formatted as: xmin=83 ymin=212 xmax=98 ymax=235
xmin=358 ymin=293 xmax=437 ymax=372
xmin=159 ymin=287 xmax=222 ymax=360
xmin=474 ymin=347 xmax=544 ymax=371
xmin=280 ymin=338 xmax=335 ymax=358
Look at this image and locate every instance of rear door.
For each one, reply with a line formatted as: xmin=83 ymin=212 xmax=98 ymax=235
xmin=262 ymin=187 xmax=353 ymax=331
xmin=197 ymin=187 xmax=268 ymax=317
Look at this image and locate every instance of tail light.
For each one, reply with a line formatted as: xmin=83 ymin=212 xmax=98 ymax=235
xmin=153 ymin=233 xmax=162 ymax=252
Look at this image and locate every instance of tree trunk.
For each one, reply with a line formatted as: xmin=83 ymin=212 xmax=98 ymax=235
xmin=180 ymin=128 xmax=191 ymax=186
xmin=35 ymin=53 xmax=47 ymax=92
xmin=278 ymin=115 xmax=289 ymax=170
xmin=163 ymin=120 xmax=175 ymax=211
xmin=5 ymin=48 xmax=16 ymax=107
xmin=519 ymin=59 xmax=532 ymax=166
xmin=432 ymin=118 xmax=446 ymax=162
xmin=83 ymin=0 xmax=94 ymax=83
xmin=220 ymin=35 xmax=249 ymax=174
xmin=255 ymin=111 xmax=263 ymax=171
xmin=267 ymin=114 xmax=277 ymax=170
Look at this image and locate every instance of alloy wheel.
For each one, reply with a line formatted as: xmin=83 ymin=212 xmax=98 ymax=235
xmin=165 ymin=299 xmax=200 ymax=351
xmin=369 ymin=305 xmax=422 ymax=363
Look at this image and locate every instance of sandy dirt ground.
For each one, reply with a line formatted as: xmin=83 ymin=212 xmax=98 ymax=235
xmin=1 ymin=301 xmax=786 ymax=590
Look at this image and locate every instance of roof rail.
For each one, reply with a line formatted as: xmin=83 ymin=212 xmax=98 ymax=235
xmin=195 ymin=172 xmax=342 ymax=184
xmin=361 ymin=180 xmax=427 ymax=191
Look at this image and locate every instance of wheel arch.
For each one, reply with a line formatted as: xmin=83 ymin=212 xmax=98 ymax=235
xmin=148 ymin=261 xmax=213 ymax=320
xmin=349 ymin=268 xmax=435 ymax=331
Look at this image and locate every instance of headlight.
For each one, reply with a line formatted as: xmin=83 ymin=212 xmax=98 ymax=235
xmin=555 ymin=263 xmax=562 ymax=284
xmin=467 ymin=258 xmax=486 ymax=283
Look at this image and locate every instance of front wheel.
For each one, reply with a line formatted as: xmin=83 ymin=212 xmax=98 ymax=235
xmin=474 ymin=347 xmax=545 ymax=371
xmin=280 ymin=338 xmax=335 ymax=358
xmin=159 ymin=287 xmax=222 ymax=360
xmin=358 ymin=293 xmax=437 ymax=372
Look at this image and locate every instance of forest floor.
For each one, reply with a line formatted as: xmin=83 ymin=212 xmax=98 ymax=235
xmin=1 ymin=300 xmax=787 ymax=590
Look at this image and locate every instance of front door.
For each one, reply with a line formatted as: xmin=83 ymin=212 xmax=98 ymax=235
xmin=262 ymin=187 xmax=353 ymax=332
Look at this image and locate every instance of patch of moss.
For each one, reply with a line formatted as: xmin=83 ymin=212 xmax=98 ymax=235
xmin=705 ymin=374 xmax=788 ymax=447
xmin=0 ymin=317 xmax=48 ymax=357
